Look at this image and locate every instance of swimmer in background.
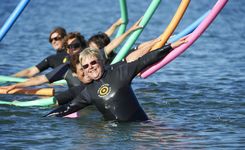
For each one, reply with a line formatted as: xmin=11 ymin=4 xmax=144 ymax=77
xmin=11 ymin=18 xmax=123 ymax=78
xmin=12 ymin=27 xmax=68 ymax=78
xmin=0 ymin=19 xmax=141 ymax=92
xmin=0 ymin=17 xmax=159 ymax=107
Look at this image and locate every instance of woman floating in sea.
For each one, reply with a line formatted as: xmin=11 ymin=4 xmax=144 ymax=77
xmin=45 ymin=37 xmax=187 ymax=122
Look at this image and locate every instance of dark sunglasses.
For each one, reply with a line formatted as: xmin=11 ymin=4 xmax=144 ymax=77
xmin=82 ymin=60 xmax=98 ymax=69
xmin=50 ymin=36 xmax=62 ymax=43
xmin=67 ymin=43 xmax=81 ymax=50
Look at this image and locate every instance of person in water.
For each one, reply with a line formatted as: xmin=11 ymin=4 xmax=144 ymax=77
xmin=88 ymin=31 xmax=162 ymax=64
xmin=1 ymin=32 xmax=87 ymax=90
xmin=88 ymin=17 xmax=163 ymax=65
xmin=0 ymin=20 xmax=142 ymax=92
xmin=45 ymin=37 xmax=187 ymax=122
xmin=12 ymin=27 xmax=68 ymax=77
xmin=1 ymin=17 xmax=160 ymax=107
xmin=52 ymin=25 xmax=162 ymax=106
xmin=30 ymin=19 xmax=143 ymax=105
xmin=11 ymin=18 xmax=122 ymax=78
xmin=0 ymin=17 xmax=162 ymax=107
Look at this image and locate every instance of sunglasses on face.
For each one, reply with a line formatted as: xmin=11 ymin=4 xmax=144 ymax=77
xmin=50 ymin=36 xmax=62 ymax=43
xmin=67 ymin=43 xmax=81 ymax=50
xmin=82 ymin=60 xmax=98 ymax=69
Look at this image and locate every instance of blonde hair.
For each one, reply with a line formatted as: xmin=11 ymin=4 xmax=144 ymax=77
xmin=79 ymin=47 xmax=102 ymax=64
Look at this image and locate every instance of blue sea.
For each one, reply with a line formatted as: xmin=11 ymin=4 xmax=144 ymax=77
xmin=0 ymin=0 xmax=244 ymax=149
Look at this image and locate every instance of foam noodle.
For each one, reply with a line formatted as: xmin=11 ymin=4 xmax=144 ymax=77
xmin=0 ymin=0 xmax=30 ymax=41
xmin=111 ymin=0 xmax=161 ymax=64
xmin=0 ymin=97 xmax=55 ymax=107
xmin=150 ymin=0 xmax=190 ymax=51
xmin=0 ymin=75 xmax=66 ymax=85
xmin=0 ymin=88 xmax=54 ymax=96
xmin=115 ymin=0 xmax=128 ymax=38
xmin=140 ymin=0 xmax=228 ymax=78
xmin=167 ymin=10 xmax=210 ymax=44
xmin=64 ymin=112 xmax=80 ymax=118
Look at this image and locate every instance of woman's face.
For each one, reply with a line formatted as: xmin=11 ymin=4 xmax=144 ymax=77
xmin=50 ymin=32 xmax=63 ymax=50
xmin=81 ymin=55 xmax=103 ymax=80
xmin=75 ymin=63 xmax=92 ymax=84
xmin=67 ymin=38 xmax=81 ymax=55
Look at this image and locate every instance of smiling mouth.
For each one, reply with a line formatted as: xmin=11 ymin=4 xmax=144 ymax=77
xmin=89 ymin=68 xmax=97 ymax=74
xmin=89 ymin=68 xmax=99 ymax=76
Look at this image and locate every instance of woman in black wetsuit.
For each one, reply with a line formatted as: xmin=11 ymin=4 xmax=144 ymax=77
xmin=13 ymin=27 xmax=68 ymax=77
xmin=11 ymin=18 xmax=123 ymax=78
xmin=1 ymin=32 xmax=88 ymax=91
xmin=45 ymin=38 xmax=187 ymax=122
xmin=1 ymin=19 xmax=143 ymax=90
xmin=0 ymin=23 xmax=143 ymax=107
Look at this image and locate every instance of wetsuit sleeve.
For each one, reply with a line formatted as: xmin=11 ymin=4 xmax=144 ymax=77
xmin=45 ymin=63 xmax=69 ymax=83
xmin=123 ymin=44 xmax=173 ymax=79
xmin=44 ymin=91 xmax=91 ymax=117
xmin=35 ymin=56 xmax=51 ymax=72
xmin=54 ymin=85 xmax=85 ymax=105
xmin=98 ymin=48 xmax=108 ymax=64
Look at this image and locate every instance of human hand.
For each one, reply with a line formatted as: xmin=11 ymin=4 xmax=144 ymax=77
xmin=0 ymin=85 xmax=17 ymax=94
xmin=152 ymin=37 xmax=162 ymax=44
xmin=115 ymin=18 xmax=124 ymax=26
xmin=129 ymin=17 xmax=143 ymax=32
xmin=170 ymin=36 xmax=188 ymax=49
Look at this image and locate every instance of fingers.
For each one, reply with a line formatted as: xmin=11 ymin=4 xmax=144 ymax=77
xmin=6 ymin=85 xmax=15 ymax=94
xmin=181 ymin=37 xmax=188 ymax=43
xmin=135 ymin=16 xmax=143 ymax=26
xmin=0 ymin=86 xmax=12 ymax=94
xmin=135 ymin=26 xmax=143 ymax=30
xmin=180 ymin=35 xmax=189 ymax=41
xmin=130 ymin=24 xmax=142 ymax=32
xmin=117 ymin=18 xmax=124 ymax=25
xmin=154 ymin=37 xmax=161 ymax=42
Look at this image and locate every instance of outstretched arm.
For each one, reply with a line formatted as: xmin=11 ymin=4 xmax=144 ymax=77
xmin=125 ymin=35 xmax=188 ymax=63
xmin=44 ymin=97 xmax=89 ymax=117
xmin=104 ymin=18 xmax=124 ymax=37
xmin=122 ymin=37 xmax=188 ymax=80
xmin=12 ymin=66 xmax=40 ymax=77
xmin=0 ymin=75 xmax=49 ymax=93
xmin=125 ymin=37 xmax=161 ymax=62
xmin=104 ymin=18 xmax=142 ymax=56
xmin=169 ymin=36 xmax=188 ymax=49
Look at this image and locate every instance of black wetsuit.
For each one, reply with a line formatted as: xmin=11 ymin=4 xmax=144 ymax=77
xmin=45 ymin=44 xmax=173 ymax=122
xmin=55 ymin=85 xmax=85 ymax=105
xmin=45 ymin=62 xmax=82 ymax=88
xmin=36 ymin=50 xmax=68 ymax=72
xmin=48 ymin=50 xmax=109 ymax=104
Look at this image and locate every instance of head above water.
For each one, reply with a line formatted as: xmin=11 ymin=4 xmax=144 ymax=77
xmin=79 ymin=47 xmax=104 ymax=81
xmin=49 ymin=27 xmax=67 ymax=51
xmin=88 ymin=32 xmax=110 ymax=49
xmin=63 ymin=32 xmax=87 ymax=56
xmin=70 ymin=52 xmax=92 ymax=84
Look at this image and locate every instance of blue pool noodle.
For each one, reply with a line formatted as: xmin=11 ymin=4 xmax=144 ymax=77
xmin=168 ymin=10 xmax=210 ymax=43
xmin=0 ymin=0 xmax=30 ymax=42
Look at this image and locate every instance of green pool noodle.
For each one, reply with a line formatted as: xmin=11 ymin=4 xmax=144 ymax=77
xmin=111 ymin=0 xmax=162 ymax=64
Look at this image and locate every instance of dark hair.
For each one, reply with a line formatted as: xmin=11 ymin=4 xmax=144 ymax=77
xmin=88 ymin=32 xmax=110 ymax=49
xmin=49 ymin=27 xmax=67 ymax=43
xmin=70 ymin=52 xmax=80 ymax=73
xmin=63 ymin=32 xmax=87 ymax=51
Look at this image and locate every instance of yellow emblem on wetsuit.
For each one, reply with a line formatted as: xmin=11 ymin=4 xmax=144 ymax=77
xmin=63 ymin=57 xmax=68 ymax=63
xmin=97 ymin=84 xmax=111 ymax=97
